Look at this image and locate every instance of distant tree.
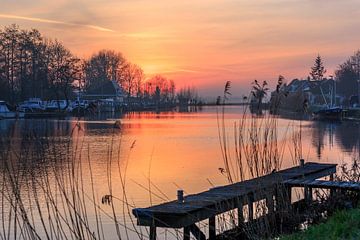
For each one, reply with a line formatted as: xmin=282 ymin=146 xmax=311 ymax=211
xmin=84 ymin=50 xmax=126 ymax=90
xmin=146 ymin=75 xmax=175 ymax=102
xmin=120 ymin=63 xmax=144 ymax=97
xmin=310 ymin=54 xmax=326 ymax=81
xmin=0 ymin=25 xmax=50 ymax=102
xmin=335 ymin=50 xmax=360 ymax=98
xmin=169 ymin=80 xmax=176 ymax=102
xmin=154 ymin=86 xmax=161 ymax=104
xmin=0 ymin=24 xmax=22 ymax=102
xmin=251 ymin=80 xmax=269 ymax=110
xmin=46 ymin=40 xmax=80 ymax=105
xmin=177 ymin=86 xmax=198 ymax=105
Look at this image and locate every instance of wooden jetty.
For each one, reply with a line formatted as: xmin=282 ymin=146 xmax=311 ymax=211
xmin=132 ymin=161 xmax=360 ymax=240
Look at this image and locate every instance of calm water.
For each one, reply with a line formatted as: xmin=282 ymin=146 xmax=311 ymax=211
xmin=0 ymin=106 xmax=358 ymax=239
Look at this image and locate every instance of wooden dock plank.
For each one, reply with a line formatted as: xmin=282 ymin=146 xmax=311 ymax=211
xmin=285 ymin=179 xmax=360 ymax=191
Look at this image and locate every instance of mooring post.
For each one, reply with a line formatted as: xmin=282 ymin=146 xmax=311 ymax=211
xmin=183 ymin=226 xmax=190 ymax=240
xmin=287 ymin=186 xmax=292 ymax=206
xmin=266 ymin=190 xmax=275 ymax=214
xmin=304 ymin=186 xmax=309 ymax=203
xmin=330 ymin=173 xmax=335 ymax=198
xmin=189 ymin=224 xmax=206 ymax=240
xmin=300 ymin=159 xmax=310 ymax=203
xmin=150 ymin=226 xmax=156 ymax=240
xmin=237 ymin=197 xmax=244 ymax=225
xmin=248 ymin=193 xmax=254 ymax=221
xmin=209 ymin=216 xmax=216 ymax=240
xmin=178 ymin=190 xmax=184 ymax=203
xmin=300 ymin=159 xmax=305 ymax=167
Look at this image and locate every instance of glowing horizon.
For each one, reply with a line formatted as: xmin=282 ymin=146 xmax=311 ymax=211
xmin=1 ymin=0 xmax=360 ymax=97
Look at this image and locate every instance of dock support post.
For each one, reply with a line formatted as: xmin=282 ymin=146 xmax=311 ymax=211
xmin=330 ymin=173 xmax=335 ymax=198
xmin=287 ymin=186 xmax=292 ymax=206
xmin=189 ymin=224 xmax=206 ymax=240
xmin=209 ymin=216 xmax=216 ymax=240
xmin=237 ymin=197 xmax=244 ymax=225
xmin=248 ymin=193 xmax=254 ymax=221
xmin=266 ymin=189 xmax=275 ymax=214
xmin=300 ymin=159 xmax=305 ymax=167
xmin=304 ymin=187 xmax=312 ymax=203
xmin=150 ymin=226 xmax=156 ymax=240
xmin=183 ymin=226 xmax=190 ymax=240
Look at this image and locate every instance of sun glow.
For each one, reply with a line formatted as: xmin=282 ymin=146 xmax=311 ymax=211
xmin=1 ymin=0 xmax=360 ymax=95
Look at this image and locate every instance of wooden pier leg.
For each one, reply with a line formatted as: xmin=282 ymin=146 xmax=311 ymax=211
xmin=330 ymin=173 xmax=334 ymax=198
xmin=248 ymin=193 xmax=254 ymax=221
xmin=287 ymin=186 xmax=292 ymax=206
xmin=304 ymin=186 xmax=309 ymax=203
xmin=209 ymin=216 xmax=216 ymax=240
xmin=150 ymin=226 xmax=156 ymax=240
xmin=266 ymin=194 xmax=274 ymax=214
xmin=189 ymin=224 xmax=206 ymax=240
xmin=237 ymin=197 xmax=244 ymax=225
xmin=183 ymin=226 xmax=190 ymax=240
xmin=274 ymin=187 xmax=279 ymax=212
xmin=304 ymin=186 xmax=312 ymax=203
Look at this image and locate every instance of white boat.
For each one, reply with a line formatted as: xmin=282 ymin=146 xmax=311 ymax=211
xmin=71 ymin=100 xmax=89 ymax=109
xmin=46 ymin=100 xmax=72 ymax=112
xmin=19 ymin=98 xmax=46 ymax=112
xmin=0 ymin=101 xmax=25 ymax=119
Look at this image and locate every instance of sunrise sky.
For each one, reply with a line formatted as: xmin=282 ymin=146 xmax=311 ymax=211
xmin=1 ymin=0 xmax=360 ymax=97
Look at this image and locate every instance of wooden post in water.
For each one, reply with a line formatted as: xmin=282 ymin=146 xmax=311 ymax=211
xmin=237 ymin=197 xmax=244 ymax=225
xmin=308 ymin=187 xmax=313 ymax=202
xmin=183 ymin=226 xmax=190 ymax=240
xmin=300 ymin=159 xmax=311 ymax=203
xmin=330 ymin=173 xmax=335 ymax=198
xmin=150 ymin=226 xmax=156 ymax=240
xmin=248 ymin=193 xmax=254 ymax=221
xmin=304 ymin=186 xmax=309 ymax=203
xmin=287 ymin=186 xmax=292 ymax=206
xmin=300 ymin=159 xmax=305 ymax=167
xmin=209 ymin=216 xmax=216 ymax=240
xmin=178 ymin=190 xmax=184 ymax=203
xmin=266 ymin=190 xmax=275 ymax=214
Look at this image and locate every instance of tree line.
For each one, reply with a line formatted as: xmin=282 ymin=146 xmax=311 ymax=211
xmin=306 ymin=52 xmax=360 ymax=99
xmin=0 ymin=25 xmax=197 ymax=104
xmin=0 ymin=25 xmax=81 ymax=103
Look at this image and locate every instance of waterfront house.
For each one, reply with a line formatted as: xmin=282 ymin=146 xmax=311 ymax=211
xmin=83 ymin=80 xmax=126 ymax=102
xmin=82 ymin=80 xmax=127 ymax=112
xmin=270 ymin=78 xmax=338 ymax=113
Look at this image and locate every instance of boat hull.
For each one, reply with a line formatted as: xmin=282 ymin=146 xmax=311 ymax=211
xmin=313 ymin=107 xmax=343 ymax=121
xmin=0 ymin=111 xmax=25 ymax=119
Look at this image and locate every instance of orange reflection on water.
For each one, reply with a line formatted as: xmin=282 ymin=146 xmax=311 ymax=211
xmin=1 ymin=107 xmax=359 ymax=239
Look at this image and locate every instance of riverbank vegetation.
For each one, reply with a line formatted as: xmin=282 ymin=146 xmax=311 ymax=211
xmin=280 ymin=207 xmax=360 ymax=240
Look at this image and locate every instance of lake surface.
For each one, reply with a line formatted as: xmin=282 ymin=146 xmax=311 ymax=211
xmin=0 ymin=106 xmax=358 ymax=239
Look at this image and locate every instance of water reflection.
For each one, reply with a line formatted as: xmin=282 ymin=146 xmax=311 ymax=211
xmin=0 ymin=107 xmax=359 ymax=239
xmin=310 ymin=121 xmax=360 ymax=159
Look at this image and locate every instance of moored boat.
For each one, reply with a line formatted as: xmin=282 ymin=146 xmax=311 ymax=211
xmin=313 ymin=107 xmax=343 ymax=121
xmin=0 ymin=101 xmax=25 ymax=119
xmin=46 ymin=100 xmax=72 ymax=112
xmin=19 ymin=98 xmax=46 ymax=112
